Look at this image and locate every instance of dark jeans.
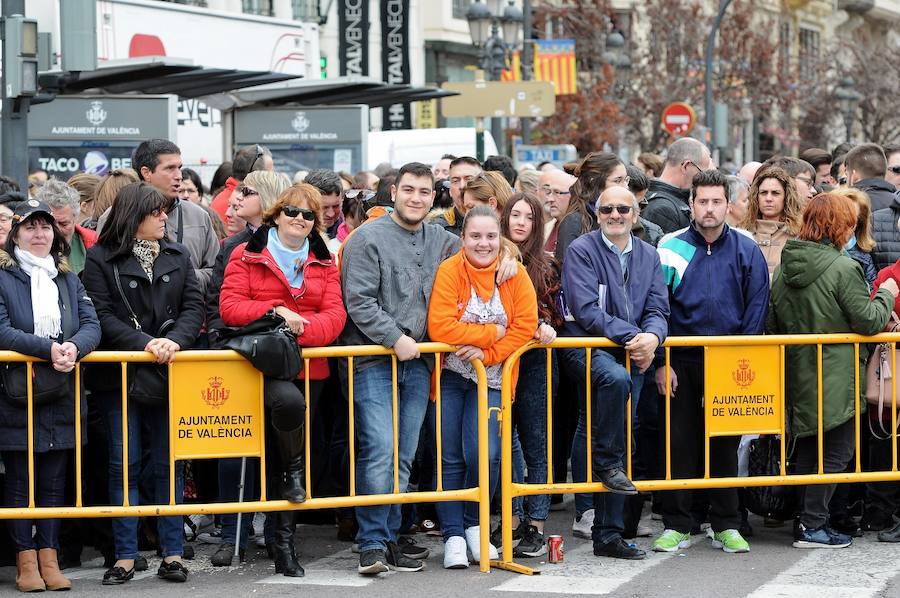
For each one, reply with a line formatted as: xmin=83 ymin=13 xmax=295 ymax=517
xmin=97 ymin=392 xmax=184 ymax=560
xmin=3 ymin=450 xmax=68 ymax=551
xmin=795 ymin=418 xmax=856 ymax=529
xmin=866 ymin=423 xmax=900 ymax=519
xmin=561 ymin=347 xmax=642 ymax=545
xmin=660 ymin=359 xmax=740 ymax=534
xmin=511 ymin=349 xmax=557 ymax=522
xmin=428 ymin=371 xmax=501 ymax=539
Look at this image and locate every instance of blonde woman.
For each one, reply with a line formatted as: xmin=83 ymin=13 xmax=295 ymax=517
xmin=831 ymin=186 xmax=877 ymax=290
xmin=461 ymin=171 xmax=513 ymax=215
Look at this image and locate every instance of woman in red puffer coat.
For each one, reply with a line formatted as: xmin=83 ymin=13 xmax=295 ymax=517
xmin=219 ymin=183 xmax=345 ymax=577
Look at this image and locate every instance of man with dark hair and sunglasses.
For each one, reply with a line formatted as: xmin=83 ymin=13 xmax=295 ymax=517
xmin=884 ymin=144 xmax=900 ymax=189
xmin=654 ymin=169 xmax=768 ymax=555
xmin=559 ymin=185 xmax=669 ymax=561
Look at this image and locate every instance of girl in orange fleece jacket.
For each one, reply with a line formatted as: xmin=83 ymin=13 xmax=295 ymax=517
xmin=427 ymin=206 xmax=538 ymax=569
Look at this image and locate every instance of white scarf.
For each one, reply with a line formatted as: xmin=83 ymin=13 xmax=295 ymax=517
xmin=14 ymin=247 xmax=61 ymax=339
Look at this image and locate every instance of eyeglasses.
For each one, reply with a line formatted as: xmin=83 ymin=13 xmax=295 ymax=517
xmin=608 ymin=175 xmax=631 ymax=187
xmin=150 ymin=207 xmax=166 ymax=218
xmin=598 ymin=205 xmax=634 ymax=215
xmin=282 ymin=205 xmax=316 ymax=221
xmin=541 ymin=185 xmax=571 ymax=197
xmin=890 ymin=166 xmax=900 ymax=175
xmin=684 ymin=160 xmax=702 ymax=173
xmin=795 ymin=176 xmax=814 ymax=187
xmin=239 ymin=187 xmax=259 ymax=198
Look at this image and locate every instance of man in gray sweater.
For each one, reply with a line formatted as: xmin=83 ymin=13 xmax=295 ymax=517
xmin=340 ymin=162 xmax=458 ymax=574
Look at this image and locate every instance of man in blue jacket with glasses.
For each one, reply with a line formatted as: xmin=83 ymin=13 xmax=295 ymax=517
xmin=561 ymin=185 xmax=670 ymax=560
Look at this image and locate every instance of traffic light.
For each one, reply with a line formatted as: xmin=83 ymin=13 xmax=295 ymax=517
xmin=3 ymin=14 xmax=39 ymax=98
xmin=320 ymin=56 xmax=327 ymax=79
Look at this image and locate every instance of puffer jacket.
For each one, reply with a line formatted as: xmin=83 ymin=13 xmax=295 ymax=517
xmin=872 ymin=195 xmax=900 ymax=271
xmin=0 ymin=252 xmax=101 ymax=451
xmin=219 ymin=225 xmax=346 ymax=380
xmin=767 ymin=239 xmax=893 ymax=438
xmin=642 ymin=180 xmax=692 ymax=234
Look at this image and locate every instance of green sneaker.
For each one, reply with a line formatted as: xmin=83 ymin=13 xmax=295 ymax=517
xmin=652 ymin=529 xmax=691 ymax=552
xmin=711 ymin=529 xmax=750 ymax=553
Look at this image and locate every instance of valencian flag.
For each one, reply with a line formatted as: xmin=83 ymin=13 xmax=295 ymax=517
xmin=501 ymin=39 xmax=577 ymax=95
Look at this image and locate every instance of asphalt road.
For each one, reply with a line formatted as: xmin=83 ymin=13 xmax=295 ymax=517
xmin=3 ymin=496 xmax=900 ymax=597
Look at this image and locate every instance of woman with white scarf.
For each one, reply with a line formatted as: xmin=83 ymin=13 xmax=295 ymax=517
xmin=0 ymin=199 xmax=101 ymax=591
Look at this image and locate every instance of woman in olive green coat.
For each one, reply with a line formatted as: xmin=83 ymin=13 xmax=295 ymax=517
xmin=767 ymin=192 xmax=899 ymax=548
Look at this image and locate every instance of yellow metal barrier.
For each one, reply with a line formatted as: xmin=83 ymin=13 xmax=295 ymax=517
xmin=0 ymin=344 xmax=495 ymax=573
xmin=496 ymin=333 xmax=900 ymax=575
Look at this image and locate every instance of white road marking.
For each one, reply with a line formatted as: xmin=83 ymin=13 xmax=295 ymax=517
xmin=492 ymin=539 xmax=675 ymax=595
xmin=256 ymin=569 xmax=377 ymax=587
xmin=745 ymin=537 xmax=900 ymax=598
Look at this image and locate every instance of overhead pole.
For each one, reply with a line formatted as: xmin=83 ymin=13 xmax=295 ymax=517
xmin=704 ymin=0 xmax=733 ymax=150
xmin=1 ymin=0 xmax=30 ymax=188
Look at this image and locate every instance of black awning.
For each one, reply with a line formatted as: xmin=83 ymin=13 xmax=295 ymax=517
xmin=200 ymin=76 xmax=459 ymax=111
xmin=39 ymin=57 xmax=303 ymax=99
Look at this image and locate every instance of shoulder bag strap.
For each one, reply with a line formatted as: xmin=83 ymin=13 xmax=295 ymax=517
xmin=112 ymin=262 xmax=142 ymax=331
xmin=176 ymin=204 xmax=184 ymax=244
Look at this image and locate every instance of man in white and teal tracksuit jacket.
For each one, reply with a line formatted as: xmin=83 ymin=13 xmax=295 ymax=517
xmin=653 ymin=180 xmax=769 ymax=554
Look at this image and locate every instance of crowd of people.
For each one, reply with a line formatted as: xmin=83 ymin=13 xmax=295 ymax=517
xmin=2 ymin=135 xmax=900 ymax=590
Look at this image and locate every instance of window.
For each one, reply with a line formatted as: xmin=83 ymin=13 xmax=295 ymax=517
xmin=243 ymin=0 xmax=273 ymax=16
xmin=778 ymin=21 xmax=790 ymax=68
xmin=799 ymin=27 xmax=820 ymax=80
xmin=453 ymin=0 xmax=471 ymax=20
xmin=158 ymin=0 xmax=208 ymax=5
xmin=292 ymin=0 xmax=319 ymax=21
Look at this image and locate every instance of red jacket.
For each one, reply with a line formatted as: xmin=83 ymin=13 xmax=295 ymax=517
xmin=219 ymin=226 xmax=346 ymax=380
xmin=76 ymin=224 xmax=98 ymax=249
xmin=873 ymin=260 xmax=900 ymax=314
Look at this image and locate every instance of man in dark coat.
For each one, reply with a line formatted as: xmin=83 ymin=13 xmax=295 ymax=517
xmin=642 ymin=138 xmax=712 ymax=234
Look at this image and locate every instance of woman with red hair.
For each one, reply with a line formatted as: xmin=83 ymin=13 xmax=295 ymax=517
xmin=767 ymin=192 xmax=899 ymax=549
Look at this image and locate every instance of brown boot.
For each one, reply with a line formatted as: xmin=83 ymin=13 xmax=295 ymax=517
xmin=37 ymin=549 xmax=71 ymax=591
xmin=15 ymin=550 xmax=46 ymax=592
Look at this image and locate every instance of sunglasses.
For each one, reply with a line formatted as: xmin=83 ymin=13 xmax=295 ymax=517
xmin=890 ymin=166 xmax=900 ymax=175
xmin=282 ymin=205 xmax=316 ymax=221
xmin=598 ymin=205 xmax=634 ymax=215
xmin=239 ymin=187 xmax=259 ymax=198
xmin=345 ymin=189 xmax=376 ymax=201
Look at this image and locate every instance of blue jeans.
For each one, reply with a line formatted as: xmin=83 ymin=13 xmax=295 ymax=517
xmin=561 ymin=348 xmax=643 ymax=545
xmin=3 ymin=450 xmax=67 ymax=551
xmin=354 ymin=357 xmax=432 ymax=552
xmin=511 ymin=349 xmax=557 ymax=522
xmin=98 ymin=392 xmax=184 ymax=560
xmin=428 ymin=371 xmax=501 ymax=540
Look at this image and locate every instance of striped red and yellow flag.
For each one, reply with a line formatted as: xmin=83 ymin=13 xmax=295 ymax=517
xmin=534 ymin=39 xmax=577 ymax=95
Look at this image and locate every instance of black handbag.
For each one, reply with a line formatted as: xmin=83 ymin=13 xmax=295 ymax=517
xmin=219 ymin=312 xmax=301 ymax=380
xmin=744 ymin=435 xmax=797 ymax=521
xmin=1 ymin=275 xmax=75 ymax=407
xmin=113 ymin=263 xmax=174 ymax=406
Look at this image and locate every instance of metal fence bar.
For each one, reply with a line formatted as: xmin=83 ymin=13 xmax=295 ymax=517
xmin=817 ymin=343 xmax=824 ymax=475
xmin=120 ymin=362 xmax=129 ymax=507
xmin=26 ymin=361 xmax=35 ymax=509
xmin=348 ymin=356 xmax=356 ymax=497
xmin=74 ymin=364 xmax=83 ymax=507
xmin=664 ymin=347 xmax=672 ymax=481
xmin=854 ymin=343 xmax=861 ymax=473
xmin=305 ymin=358 xmax=312 ymax=500
xmin=585 ymin=348 xmax=592 ymax=487
xmin=545 ymin=348 xmax=553 ymax=485
xmin=391 ymin=354 xmax=400 ymax=494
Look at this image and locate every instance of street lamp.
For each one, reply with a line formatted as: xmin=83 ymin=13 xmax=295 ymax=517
xmin=466 ymin=0 xmax=523 ymax=157
xmin=834 ymin=76 xmax=862 ymax=143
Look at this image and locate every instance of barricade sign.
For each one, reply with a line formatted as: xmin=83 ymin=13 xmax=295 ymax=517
xmin=169 ymin=360 xmax=265 ymax=460
xmin=704 ymin=345 xmax=782 ymax=436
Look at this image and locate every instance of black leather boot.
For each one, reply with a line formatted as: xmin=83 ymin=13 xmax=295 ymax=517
xmin=276 ymin=427 xmax=306 ymax=503
xmin=272 ymin=512 xmax=304 ymax=577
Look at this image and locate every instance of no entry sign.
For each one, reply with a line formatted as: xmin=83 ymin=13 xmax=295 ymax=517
xmin=661 ymin=102 xmax=697 ymax=136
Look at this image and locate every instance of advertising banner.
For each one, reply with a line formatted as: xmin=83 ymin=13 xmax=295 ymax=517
xmin=339 ymin=0 xmax=369 ymax=76
xmin=381 ymin=0 xmax=411 ymax=129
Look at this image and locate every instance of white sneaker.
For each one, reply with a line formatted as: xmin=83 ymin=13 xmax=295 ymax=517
xmin=636 ymin=522 xmax=653 ymax=537
xmin=443 ymin=536 xmax=469 ymax=569
xmin=464 ymin=526 xmax=499 ymax=561
xmin=572 ymin=509 xmax=595 ymax=539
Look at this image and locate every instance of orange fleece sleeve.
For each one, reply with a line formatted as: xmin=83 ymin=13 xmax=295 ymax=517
xmin=483 ymin=265 xmax=538 ymax=365
xmin=428 ymin=257 xmax=499 ymax=348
